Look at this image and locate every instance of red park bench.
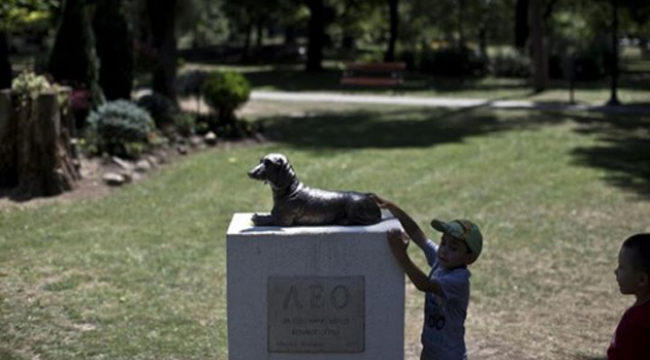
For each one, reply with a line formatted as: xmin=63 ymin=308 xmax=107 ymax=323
xmin=340 ymin=62 xmax=406 ymax=87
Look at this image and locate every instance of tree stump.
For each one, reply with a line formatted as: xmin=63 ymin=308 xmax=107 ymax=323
xmin=1 ymin=90 xmax=80 ymax=198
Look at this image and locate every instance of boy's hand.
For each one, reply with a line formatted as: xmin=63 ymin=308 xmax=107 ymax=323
xmin=387 ymin=229 xmax=409 ymax=261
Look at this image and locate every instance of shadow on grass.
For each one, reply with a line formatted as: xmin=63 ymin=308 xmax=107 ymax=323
xmin=262 ymin=106 xmax=563 ymax=150
xmin=568 ymin=111 xmax=650 ymax=198
xmin=263 ymin=104 xmax=650 ymax=198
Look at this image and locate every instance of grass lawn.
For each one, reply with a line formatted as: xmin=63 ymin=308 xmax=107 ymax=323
xmin=2 ymin=100 xmax=650 ymax=359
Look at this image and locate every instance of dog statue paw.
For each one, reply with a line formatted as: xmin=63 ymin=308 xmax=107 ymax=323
xmin=251 ymin=213 xmax=274 ymax=226
xmin=248 ymin=153 xmax=381 ymax=227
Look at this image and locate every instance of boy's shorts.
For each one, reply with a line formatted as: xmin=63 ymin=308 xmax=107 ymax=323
xmin=420 ymin=346 xmax=468 ymax=360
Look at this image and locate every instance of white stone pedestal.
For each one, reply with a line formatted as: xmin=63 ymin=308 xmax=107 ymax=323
xmin=227 ymin=213 xmax=405 ymax=360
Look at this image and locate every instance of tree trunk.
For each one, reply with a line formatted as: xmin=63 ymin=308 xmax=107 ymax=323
xmin=284 ymin=25 xmax=297 ymax=45
xmin=607 ymin=0 xmax=620 ymax=106
xmin=0 ymin=91 xmax=17 ymax=187
xmin=241 ymin=21 xmax=253 ymax=62
xmin=0 ymin=32 xmax=11 ymax=90
xmin=48 ymin=0 xmax=103 ymax=106
xmin=529 ymin=0 xmax=547 ymax=92
xmin=147 ymin=0 xmax=178 ymax=102
xmin=515 ymin=0 xmax=529 ymax=50
xmin=478 ymin=25 xmax=488 ymax=60
xmin=94 ymin=0 xmax=134 ymax=101
xmin=256 ymin=20 xmax=264 ymax=50
xmin=5 ymin=90 xmax=79 ymax=198
xmin=457 ymin=0 xmax=465 ymax=48
xmin=305 ymin=0 xmax=325 ymax=72
xmin=384 ymin=0 xmax=399 ymax=62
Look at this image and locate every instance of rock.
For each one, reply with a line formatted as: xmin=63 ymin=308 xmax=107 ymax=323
xmin=120 ymin=171 xmax=133 ymax=184
xmin=111 ymin=156 xmax=133 ymax=171
xmin=102 ymin=172 xmax=125 ymax=186
xmin=189 ymin=135 xmax=203 ymax=148
xmin=155 ymin=151 xmax=169 ymax=164
xmin=146 ymin=155 xmax=160 ymax=168
xmin=177 ymin=145 xmax=188 ymax=155
xmin=204 ymin=131 xmax=218 ymax=146
xmin=135 ymin=160 xmax=152 ymax=173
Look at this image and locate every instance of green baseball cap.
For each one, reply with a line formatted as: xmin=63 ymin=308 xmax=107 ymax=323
xmin=430 ymin=219 xmax=483 ymax=261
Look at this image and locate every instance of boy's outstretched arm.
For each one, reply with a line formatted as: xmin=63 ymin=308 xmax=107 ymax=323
xmin=370 ymin=194 xmax=428 ymax=249
xmin=387 ymin=229 xmax=443 ymax=296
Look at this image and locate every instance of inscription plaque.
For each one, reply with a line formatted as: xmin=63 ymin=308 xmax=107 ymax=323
xmin=268 ymin=276 xmax=365 ymax=353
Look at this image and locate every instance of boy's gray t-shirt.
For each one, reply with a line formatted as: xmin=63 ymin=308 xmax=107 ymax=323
xmin=420 ymin=239 xmax=471 ymax=360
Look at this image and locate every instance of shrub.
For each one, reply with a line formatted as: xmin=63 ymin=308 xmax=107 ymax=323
xmin=11 ymin=71 xmax=52 ymax=101
xmin=420 ymin=46 xmax=488 ymax=77
xmin=201 ymin=71 xmax=250 ymax=124
xmin=136 ymin=92 xmax=178 ymax=129
xmin=176 ymin=70 xmax=209 ymax=98
xmin=490 ymin=52 xmax=532 ymax=78
xmin=174 ymin=112 xmax=196 ymax=137
xmin=86 ymin=100 xmax=154 ymax=158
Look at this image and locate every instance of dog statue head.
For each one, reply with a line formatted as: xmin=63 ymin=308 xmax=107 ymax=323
xmin=248 ymin=153 xmax=297 ymax=189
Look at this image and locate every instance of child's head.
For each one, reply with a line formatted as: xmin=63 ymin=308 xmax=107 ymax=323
xmin=430 ymin=219 xmax=483 ymax=267
xmin=615 ymin=233 xmax=650 ymax=296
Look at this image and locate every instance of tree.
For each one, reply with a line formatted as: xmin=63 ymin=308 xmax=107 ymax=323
xmin=146 ymin=0 xmax=178 ymax=101
xmin=529 ymin=0 xmax=548 ymax=91
xmin=385 ymin=0 xmax=399 ymax=61
xmin=48 ymin=0 xmax=103 ymax=105
xmin=0 ymin=0 xmax=58 ymax=89
xmin=305 ymin=0 xmax=325 ymax=71
xmin=0 ymin=33 xmax=10 ymax=89
xmin=515 ymin=0 xmax=529 ymax=50
xmin=93 ymin=0 xmax=134 ymax=100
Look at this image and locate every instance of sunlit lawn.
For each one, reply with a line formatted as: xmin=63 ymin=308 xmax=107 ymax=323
xmin=1 ymin=99 xmax=650 ymax=359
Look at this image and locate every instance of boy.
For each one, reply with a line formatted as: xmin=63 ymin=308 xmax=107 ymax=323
xmin=608 ymin=233 xmax=650 ymax=360
xmin=371 ymin=195 xmax=482 ymax=360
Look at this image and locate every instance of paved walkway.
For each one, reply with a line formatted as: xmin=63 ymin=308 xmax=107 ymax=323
xmin=251 ymin=90 xmax=650 ymax=115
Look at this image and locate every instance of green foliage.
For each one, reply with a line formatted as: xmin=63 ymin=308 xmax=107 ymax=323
xmin=0 ymin=0 xmax=58 ymax=31
xmin=137 ymin=92 xmax=178 ymax=129
xmin=86 ymin=100 xmax=154 ymax=158
xmin=176 ymin=70 xmax=208 ymax=98
xmin=11 ymin=71 xmax=52 ymax=100
xmin=11 ymin=71 xmax=68 ymax=109
xmin=174 ymin=112 xmax=196 ymax=137
xmin=201 ymin=71 xmax=250 ymax=123
xmin=490 ymin=51 xmax=532 ymax=78
xmin=420 ymin=46 xmax=488 ymax=78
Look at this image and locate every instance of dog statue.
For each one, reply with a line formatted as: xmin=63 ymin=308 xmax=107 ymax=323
xmin=247 ymin=153 xmax=382 ymax=227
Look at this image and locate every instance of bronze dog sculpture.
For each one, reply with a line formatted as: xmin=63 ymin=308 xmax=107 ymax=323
xmin=248 ymin=153 xmax=382 ymax=226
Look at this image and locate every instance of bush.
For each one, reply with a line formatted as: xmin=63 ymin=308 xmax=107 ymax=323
xmin=176 ymin=70 xmax=208 ymax=98
xmin=201 ymin=71 xmax=250 ymax=123
xmin=136 ymin=92 xmax=178 ymax=129
xmin=420 ymin=46 xmax=488 ymax=77
xmin=174 ymin=112 xmax=196 ymax=137
xmin=86 ymin=100 xmax=154 ymax=158
xmin=490 ymin=52 xmax=532 ymax=78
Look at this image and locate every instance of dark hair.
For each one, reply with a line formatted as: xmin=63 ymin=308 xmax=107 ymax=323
xmin=622 ymin=233 xmax=650 ymax=275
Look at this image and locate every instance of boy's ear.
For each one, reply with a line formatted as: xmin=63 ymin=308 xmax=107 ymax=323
xmin=466 ymin=252 xmax=479 ymax=265
xmin=640 ymin=272 xmax=650 ymax=287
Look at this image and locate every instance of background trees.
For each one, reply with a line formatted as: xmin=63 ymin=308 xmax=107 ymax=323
xmin=0 ymin=0 xmax=57 ymax=89
xmin=2 ymin=0 xmax=648 ymax=99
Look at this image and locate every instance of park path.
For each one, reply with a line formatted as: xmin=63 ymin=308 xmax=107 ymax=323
xmin=250 ymin=90 xmax=650 ymax=114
